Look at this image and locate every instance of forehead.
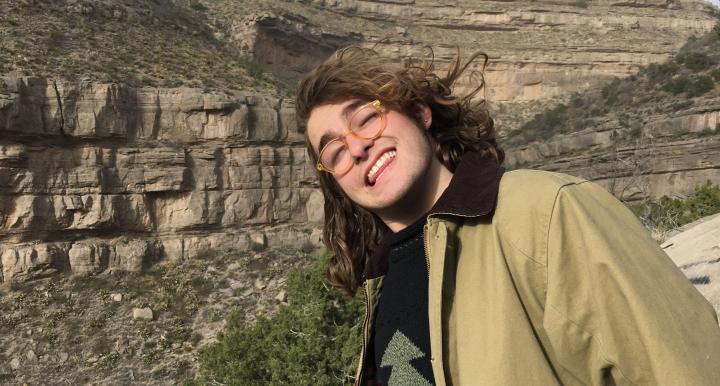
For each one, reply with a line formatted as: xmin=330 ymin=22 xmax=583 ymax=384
xmin=306 ymin=99 xmax=365 ymax=149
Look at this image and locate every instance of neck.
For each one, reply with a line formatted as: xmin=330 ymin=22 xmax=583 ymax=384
xmin=379 ymin=158 xmax=453 ymax=233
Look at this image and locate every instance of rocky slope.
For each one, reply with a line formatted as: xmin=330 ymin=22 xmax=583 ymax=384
xmin=0 ymin=0 xmax=281 ymax=91
xmin=0 ymin=246 xmax=313 ymax=385
xmin=504 ymin=30 xmax=720 ymax=201
xmin=505 ymin=103 xmax=720 ymax=200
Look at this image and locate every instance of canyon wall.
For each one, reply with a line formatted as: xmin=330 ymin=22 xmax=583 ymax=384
xmin=228 ymin=0 xmax=719 ymax=130
xmin=0 ymin=76 xmax=322 ymax=282
xmin=505 ymin=100 xmax=720 ymax=201
xmin=2 ymin=0 xmax=719 ymax=281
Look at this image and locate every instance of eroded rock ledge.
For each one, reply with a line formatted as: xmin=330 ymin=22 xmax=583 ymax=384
xmin=0 ymin=77 xmax=323 ymax=282
xmin=505 ymin=102 xmax=720 ymax=201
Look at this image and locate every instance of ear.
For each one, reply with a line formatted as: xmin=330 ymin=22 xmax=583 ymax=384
xmin=418 ymin=103 xmax=432 ymax=129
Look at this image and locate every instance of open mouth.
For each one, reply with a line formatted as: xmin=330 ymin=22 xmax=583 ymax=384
xmin=366 ymin=150 xmax=397 ymax=186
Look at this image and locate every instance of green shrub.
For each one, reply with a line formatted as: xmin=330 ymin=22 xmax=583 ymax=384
xmin=188 ymin=253 xmax=364 ymax=386
xmin=568 ymin=92 xmax=585 ymax=108
xmin=661 ymin=75 xmax=691 ymax=94
xmin=571 ymin=118 xmax=592 ymax=132
xmin=601 ymin=78 xmax=638 ymax=107
xmin=662 ymin=75 xmax=714 ymax=97
xmin=631 ymin=182 xmax=720 ymax=235
xmin=670 ymin=99 xmax=694 ymax=111
xmin=711 ymin=67 xmax=720 ymax=82
xmin=645 ymin=62 xmax=679 ymax=84
xmin=188 ymin=0 xmax=207 ymax=11
xmin=687 ymin=75 xmax=715 ymax=97
xmin=677 ymin=53 xmax=716 ymax=72
xmin=518 ymin=104 xmax=569 ymax=141
xmin=601 ymin=79 xmax=619 ymax=105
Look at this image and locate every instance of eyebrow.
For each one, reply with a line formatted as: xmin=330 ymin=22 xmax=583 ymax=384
xmin=317 ymin=100 xmax=367 ymax=151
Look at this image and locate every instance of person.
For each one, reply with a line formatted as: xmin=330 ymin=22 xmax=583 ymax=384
xmin=295 ymin=46 xmax=720 ymax=386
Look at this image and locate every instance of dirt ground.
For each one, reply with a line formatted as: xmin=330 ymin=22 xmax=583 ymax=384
xmin=0 ymin=247 xmax=317 ymax=385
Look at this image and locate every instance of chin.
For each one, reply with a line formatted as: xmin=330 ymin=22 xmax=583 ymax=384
xmin=361 ymin=181 xmax=414 ymax=214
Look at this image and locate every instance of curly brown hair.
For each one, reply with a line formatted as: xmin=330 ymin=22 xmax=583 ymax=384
xmin=296 ymin=46 xmax=503 ymax=295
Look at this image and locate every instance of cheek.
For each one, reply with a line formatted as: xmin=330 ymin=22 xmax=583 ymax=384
xmin=334 ymin=173 xmax=356 ymax=193
xmin=333 ymin=173 xmax=369 ymax=203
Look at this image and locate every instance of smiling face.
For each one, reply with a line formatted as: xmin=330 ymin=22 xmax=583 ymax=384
xmin=307 ymin=99 xmax=453 ymax=231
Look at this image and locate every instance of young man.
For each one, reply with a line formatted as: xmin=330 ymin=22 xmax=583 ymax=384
xmin=295 ymin=46 xmax=720 ymax=386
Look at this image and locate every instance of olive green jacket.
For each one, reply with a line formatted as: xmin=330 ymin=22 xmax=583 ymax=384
xmin=355 ymin=153 xmax=720 ymax=385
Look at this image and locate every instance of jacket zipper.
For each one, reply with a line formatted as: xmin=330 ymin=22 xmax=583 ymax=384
xmin=424 ymin=211 xmax=477 ymax=385
xmin=423 ymin=211 xmax=471 ymax=278
xmin=355 ymin=281 xmax=371 ymax=386
xmin=358 ymin=211 xmax=475 ymax=385
xmin=423 ymin=222 xmax=431 ymax=279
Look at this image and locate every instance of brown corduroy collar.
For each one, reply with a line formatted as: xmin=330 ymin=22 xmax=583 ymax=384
xmin=363 ymin=151 xmax=505 ymax=279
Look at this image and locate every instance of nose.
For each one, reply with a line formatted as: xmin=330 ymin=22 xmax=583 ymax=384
xmin=345 ymin=134 xmax=374 ymax=160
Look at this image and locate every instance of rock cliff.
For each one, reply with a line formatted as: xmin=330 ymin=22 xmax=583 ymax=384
xmin=2 ymin=0 xmax=719 ymax=282
xmin=208 ymin=0 xmax=719 ymax=131
xmin=505 ymin=102 xmax=720 ymax=200
xmin=503 ymin=26 xmax=720 ymax=202
xmin=0 ymin=76 xmax=322 ymax=282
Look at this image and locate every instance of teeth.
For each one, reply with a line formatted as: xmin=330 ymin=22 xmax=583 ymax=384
xmin=367 ymin=150 xmax=396 ymax=183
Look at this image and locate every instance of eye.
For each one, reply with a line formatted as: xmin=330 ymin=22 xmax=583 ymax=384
xmin=352 ymin=108 xmax=380 ymax=131
xmin=361 ymin=111 xmax=379 ymax=127
xmin=326 ymin=145 xmax=343 ymax=161
xmin=320 ymin=140 xmax=348 ymax=169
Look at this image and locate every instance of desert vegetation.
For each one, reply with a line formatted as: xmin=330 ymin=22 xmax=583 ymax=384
xmin=0 ymin=248 xmax=313 ymax=385
xmin=187 ymin=253 xmax=363 ymax=386
xmin=631 ymin=182 xmax=720 ymax=239
xmin=504 ymin=22 xmax=720 ymax=146
xmin=0 ymin=0 xmax=281 ymax=91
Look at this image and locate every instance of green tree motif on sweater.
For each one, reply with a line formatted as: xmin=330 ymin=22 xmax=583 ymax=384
xmin=380 ymin=331 xmax=433 ymax=386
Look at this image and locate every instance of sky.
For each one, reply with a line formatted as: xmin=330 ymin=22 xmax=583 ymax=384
xmin=707 ymin=0 xmax=720 ymax=7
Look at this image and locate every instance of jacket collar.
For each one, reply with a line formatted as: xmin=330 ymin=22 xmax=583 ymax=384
xmin=363 ymin=151 xmax=505 ymax=279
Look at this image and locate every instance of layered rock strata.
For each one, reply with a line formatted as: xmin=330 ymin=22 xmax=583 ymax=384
xmin=0 ymin=77 xmax=322 ymax=282
xmin=3 ymin=0 xmax=719 ymax=282
xmin=202 ymin=0 xmax=720 ymax=134
xmin=505 ymin=101 xmax=720 ymax=200
xmin=227 ymin=0 xmax=718 ymax=120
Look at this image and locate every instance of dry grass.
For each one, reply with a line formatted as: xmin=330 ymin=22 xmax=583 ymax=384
xmin=0 ymin=0 xmax=281 ymax=91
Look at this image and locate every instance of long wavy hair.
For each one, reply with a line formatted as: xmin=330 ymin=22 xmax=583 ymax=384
xmin=296 ymin=46 xmax=503 ymax=295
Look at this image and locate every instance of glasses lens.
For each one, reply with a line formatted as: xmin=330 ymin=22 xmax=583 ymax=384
xmin=320 ymin=140 xmax=351 ymax=173
xmin=350 ymin=104 xmax=384 ymax=139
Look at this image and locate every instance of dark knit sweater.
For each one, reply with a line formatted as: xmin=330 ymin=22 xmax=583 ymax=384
xmin=373 ymin=215 xmax=435 ymax=385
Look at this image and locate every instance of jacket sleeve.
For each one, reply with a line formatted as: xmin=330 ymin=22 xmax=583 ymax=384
xmin=544 ymin=180 xmax=720 ymax=386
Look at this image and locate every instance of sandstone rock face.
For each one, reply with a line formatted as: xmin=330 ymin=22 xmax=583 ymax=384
xmin=2 ymin=1 xmax=719 ymax=282
xmin=505 ymin=101 xmax=720 ymax=200
xmin=317 ymin=0 xmax=717 ymax=101
xmin=0 ymin=77 xmax=320 ymax=282
xmin=215 ymin=0 xmax=718 ymax=132
xmin=183 ymin=0 xmax=720 ymax=205
xmin=662 ymin=214 xmax=720 ymax=316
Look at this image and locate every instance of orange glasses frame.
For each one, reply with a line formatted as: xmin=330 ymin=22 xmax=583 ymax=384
xmin=315 ymin=99 xmax=386 ymax=175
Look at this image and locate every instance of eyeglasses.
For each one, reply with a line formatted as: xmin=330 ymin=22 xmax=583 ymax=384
xmin=315 ymin=100 xmax=387 ymax=175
